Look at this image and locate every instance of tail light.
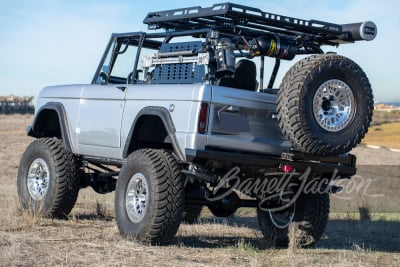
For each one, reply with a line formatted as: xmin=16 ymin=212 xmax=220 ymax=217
xmin=280 ymin=164 xmax=294 ymax=173
xmin=198 ymin=103 xmax=209 ymax=134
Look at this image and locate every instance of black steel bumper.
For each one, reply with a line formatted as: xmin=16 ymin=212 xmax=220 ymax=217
xmin=191 ymin=147 xmax=357 ymax=178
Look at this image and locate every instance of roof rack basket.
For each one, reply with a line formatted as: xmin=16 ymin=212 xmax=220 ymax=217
xmin=143 ymin=2 xmax=342 ymax=37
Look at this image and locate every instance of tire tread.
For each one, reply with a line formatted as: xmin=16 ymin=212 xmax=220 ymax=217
xmin=277 ymin=54 xmax=373 ymax=155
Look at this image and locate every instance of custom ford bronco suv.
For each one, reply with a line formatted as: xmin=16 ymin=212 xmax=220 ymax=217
xmin=17 ymin=3 xmax=377 ymax=247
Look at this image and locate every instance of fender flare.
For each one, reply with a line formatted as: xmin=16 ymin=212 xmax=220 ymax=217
xmin=123 ymin=106 xmax=184 ymax=161
xmin=28 ymin=102 xmax=73 ymax=152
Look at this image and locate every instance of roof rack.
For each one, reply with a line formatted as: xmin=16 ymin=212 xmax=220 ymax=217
xmin=143 ymin=2 xmax=342 ymax=37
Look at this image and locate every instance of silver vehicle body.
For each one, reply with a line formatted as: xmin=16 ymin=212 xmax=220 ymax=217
xmin=35 ymin=82 xmax=289 ymax=163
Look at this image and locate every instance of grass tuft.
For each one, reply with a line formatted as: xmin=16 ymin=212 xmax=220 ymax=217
xmin=95 ymin=201 xmax=107 ymax=219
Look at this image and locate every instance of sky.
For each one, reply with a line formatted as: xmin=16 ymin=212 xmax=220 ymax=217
xmin=0 ymin=0 xmax=399 ymax=102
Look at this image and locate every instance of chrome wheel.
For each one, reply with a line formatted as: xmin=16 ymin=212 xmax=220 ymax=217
xmin=27 ymin=158 xmax=50 ymax=200
xmin=125 ymin=173 xmax=149 ymax=223
xmin=313 ymin=79 xmax=355 ymax=132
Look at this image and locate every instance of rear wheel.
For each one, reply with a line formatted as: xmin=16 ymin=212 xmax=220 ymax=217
xmin=115 ymin=149 xmax=184 ymax=245
xmin=277 ymin=54 xmax=373 ymax=155
xmin=17 ymin=138 xmax=81 ymax=218
xmin=257 ymin=208 xmax=290 ymax=248
xmin=257 ymin=192 xmax=330 ymax=248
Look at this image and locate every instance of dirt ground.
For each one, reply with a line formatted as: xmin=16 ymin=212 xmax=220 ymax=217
xmin=0 ymin=114 xmax=399 ymax=266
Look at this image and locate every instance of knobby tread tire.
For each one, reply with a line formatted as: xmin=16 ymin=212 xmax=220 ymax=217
xmin=277 ymin=54 xmax=373 ymax=155
xmin=115 ymin=149 xmax=184 ymax=245
xmin=290 ymin=192 xmax=330 ymax=248
xmin=257 ymin=209 xmax=289 ymax=248
xmin=17 ymin=138 xmax=80 ymax=218
xmin=257 ymin=192 xmax=330 ymax=248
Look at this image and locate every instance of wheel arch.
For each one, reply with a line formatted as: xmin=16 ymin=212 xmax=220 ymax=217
xmin=123 ymin=106 xmax=184 ymax=161
xmin=28 ymin=102 xmax=73 ymax=152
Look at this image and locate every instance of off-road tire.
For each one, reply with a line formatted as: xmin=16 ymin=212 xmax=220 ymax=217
xmin=290 ymin=192 xmax=330 ymax=248
xmin=257 ymin=192 xmax=330 ymax=248
xmin=115 ymin=149 xmax=184 ymax=245
xmin=182 ymin=204 xmax=203 ymax=224
xmin=17 ymin=138 xmax=81 ymax=218
xmin=277 ymin=54 xmax=373 ymax=155
xmin=257 ymin=209 xmax=289 ymax=248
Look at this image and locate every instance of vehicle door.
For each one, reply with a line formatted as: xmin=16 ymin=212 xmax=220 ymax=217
xmin=77 ymin=34 xmax=143 ymax=159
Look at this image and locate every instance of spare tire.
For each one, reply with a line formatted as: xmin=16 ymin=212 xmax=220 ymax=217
xmin=277 ymin=54 xmax=373 ymax=156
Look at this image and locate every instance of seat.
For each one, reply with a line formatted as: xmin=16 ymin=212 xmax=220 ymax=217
xmin=217 ymin=59 xmax=258 ymax=91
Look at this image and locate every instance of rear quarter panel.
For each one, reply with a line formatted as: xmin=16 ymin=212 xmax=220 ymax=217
xmin=122 ymin=83 xmax=211 ymax=159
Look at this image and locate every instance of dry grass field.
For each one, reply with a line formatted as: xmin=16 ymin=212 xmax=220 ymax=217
xmin=1 ymin=114 xmax=399 ymax=266
xmin=362 ymin=122 xmax=400 ymax=149
xmin=363 ymin=110 xmax=400 ymax=149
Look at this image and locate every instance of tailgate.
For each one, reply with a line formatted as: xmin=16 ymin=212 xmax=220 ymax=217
xmin=207 ymin=86 xmax=290 ymax=156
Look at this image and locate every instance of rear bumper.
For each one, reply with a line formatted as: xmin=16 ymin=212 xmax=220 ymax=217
xmin=188 ymin=147 xmax=357 ymax=178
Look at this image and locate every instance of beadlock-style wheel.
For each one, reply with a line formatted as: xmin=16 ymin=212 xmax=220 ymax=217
xmin=277 ymin=54 xmax=374 ymax=155
xmin=17 ymin=138 xmax=81 ymax=218
xmin=115 ymin=149 xmax=184 ymax=245
xmin=27 ymin=158 xmax=50 ymax=200
xmin=313 ymin=79 xmax=355 ymax=132
xmin=125 ymin=173 xmax=149 ymax=223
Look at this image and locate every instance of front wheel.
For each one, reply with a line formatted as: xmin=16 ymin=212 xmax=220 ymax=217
xmin=115 ymin=149 xmax=184 ymax=245
xmin=17 ymin=138 xmax=81 ymax=218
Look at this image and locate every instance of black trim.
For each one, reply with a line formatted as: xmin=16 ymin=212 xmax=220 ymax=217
xmin=191 ymin=147 xmax=356 ymax=178
xmin=28 ymin=102 xmax=73 ymax=152
xmin=27 ymin=125 xmax=34 ymax=136
xmin=123 ymin=106 xmax=184 ymax=161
